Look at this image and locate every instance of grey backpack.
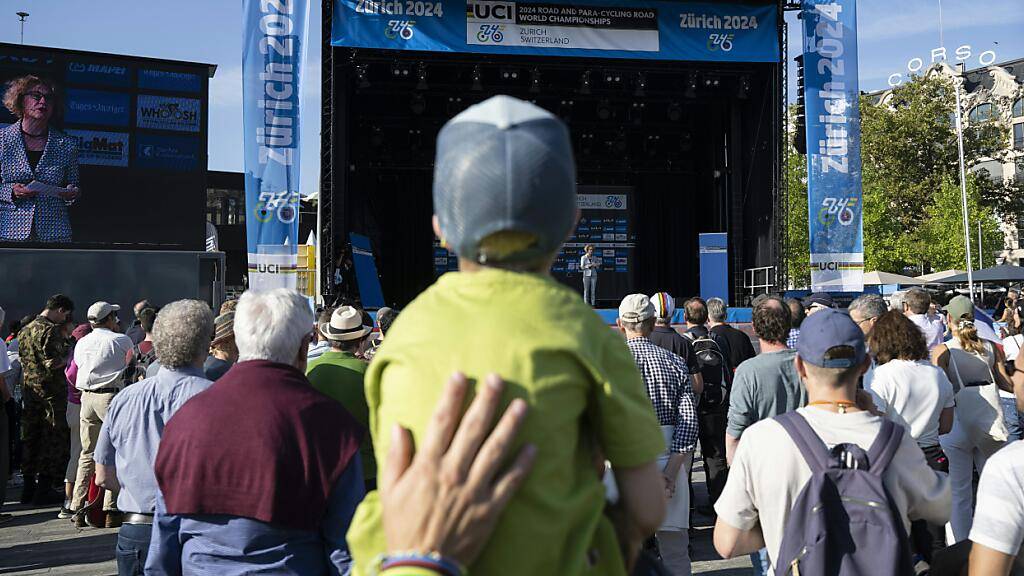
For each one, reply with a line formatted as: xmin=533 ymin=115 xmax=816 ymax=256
xmin=774 ymin=411 xmax=914 ymax=576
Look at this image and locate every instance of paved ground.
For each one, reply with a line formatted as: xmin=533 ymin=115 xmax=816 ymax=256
xmin=1 ymin=457 xmax=750 ymax=575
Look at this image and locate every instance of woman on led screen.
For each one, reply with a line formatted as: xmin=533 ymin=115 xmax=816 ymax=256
xmin=0 ymin=75 xmax=80 ymax=243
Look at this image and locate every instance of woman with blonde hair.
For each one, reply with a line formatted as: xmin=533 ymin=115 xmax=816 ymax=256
xmin=0 ymin=75 xmax=80 ymax=242
xmin=932 ymin=295 xmax=1016 ymax=543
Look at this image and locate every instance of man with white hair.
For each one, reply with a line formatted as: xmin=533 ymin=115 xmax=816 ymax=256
xmin=93 ymin=300 xmax=215 ymax=575
xmin=146 ymin=289 xmax=365 ymax=575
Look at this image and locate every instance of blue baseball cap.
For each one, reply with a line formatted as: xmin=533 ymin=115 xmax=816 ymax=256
xmin=795 ymin=308 xmax=866 ymax=368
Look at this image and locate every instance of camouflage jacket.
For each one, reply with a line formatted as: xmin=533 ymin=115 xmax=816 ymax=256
xmin=18 ymin=316 xmax=69 ymax=397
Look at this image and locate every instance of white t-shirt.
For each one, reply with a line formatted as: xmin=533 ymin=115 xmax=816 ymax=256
xmin=870 ymin=359 xmax=955 ymax=447
xmin=969 ymin=440 xmax=1024 ymax=569
xmin=715 ymin=406 xmax=951 ymax=574
xmin=1002 ymin=335 xmax=1024 ymax=399
xmin=908 ymin=313 xmax=947 ymax=351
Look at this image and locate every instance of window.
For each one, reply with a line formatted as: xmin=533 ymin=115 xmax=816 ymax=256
xmin=1015 ymin=123 xmax=1024 ymax=151
xmin=969 ymin=102 xmax=995 ymax=123
xmin=1014 ymin=97 xmax=1024 ymax=118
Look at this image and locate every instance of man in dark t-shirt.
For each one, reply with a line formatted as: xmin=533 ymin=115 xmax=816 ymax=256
xmin=707 ymin=297 xmax=756 ymax=370
xmin=649 ymin=292 xmax=704 ymax=395
xmin=683 ymin=297 xmax=732 ymax=506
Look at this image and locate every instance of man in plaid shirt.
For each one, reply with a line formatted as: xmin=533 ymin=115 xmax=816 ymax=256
xmin=618 ymin=294 xmax=699 ymax=576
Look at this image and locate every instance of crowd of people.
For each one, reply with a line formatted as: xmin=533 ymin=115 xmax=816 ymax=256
xmin=2 ymin=94 xmax=1024 ymax=576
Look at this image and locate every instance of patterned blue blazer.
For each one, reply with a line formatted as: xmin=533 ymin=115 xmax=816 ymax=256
xmin=0 ymin=121 xmax=80 ymax=242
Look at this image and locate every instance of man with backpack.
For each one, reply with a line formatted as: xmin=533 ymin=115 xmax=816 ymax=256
xmin=713 ymin=308 xmax=950 ymax=576
xmin=683 ymin=297 xmax=731 ymax=506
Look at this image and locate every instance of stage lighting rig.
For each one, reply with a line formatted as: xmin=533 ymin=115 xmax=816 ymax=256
xmin=370 ymin=126 xmax=384 ymax=148
xmin=603 ymin=70 xmax=623 ymax=85
xmin=446 ymin=96 xmax=465 ymax=115
xmin=558 ymin=99 xmax=574 ymax=121
xmin=500 ymin=67 xmax=520 ymax=81
xmin=737 ymin=75 xmax=751 ymax=99
xmin=684 ymin=73 xmax=698 ymax=99
xmin=579 ymin=70 xmax=592 ymax=95
xmin=410 ymin=92 xmax=427 ymax=115
xmin=629 ymin=101 xmax=645 ymax=124
xmin=596 ymin=99 xmax=612 ymax=121
xmin=667 ymin=102 xmax=682 ymax=122
xmin=634 ymin=72 xmax=647 ymax=97
xmin=680 ymin=131 xmax=693 ymax=152
xmin=391 ymin=61 xmax=412 ymax=78
xmin=355 ymin=64 xmax=371 ymax=89
xmin=704 ymin=75 xmax=721 ymax=89
xmin=472 ymin=65 xmax=483 ymax=91
xmin=644 ymin=134 xmax=661 ymax=158
xmin=416 ymin=62 xmax=428 ymax=90
xmin=529 ymin=68 xmax=541 ymax=93
xmin=579 ymin=132 xmax=595 ymax=156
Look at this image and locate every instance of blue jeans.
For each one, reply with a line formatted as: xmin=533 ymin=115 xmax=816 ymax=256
xmin=116 ymin=522 xmax=153 ymax=576
xmin=1000 ymin=396 xmax=1023 ymax=441
xmin=749 ymin=549 xmax=769 ymax=575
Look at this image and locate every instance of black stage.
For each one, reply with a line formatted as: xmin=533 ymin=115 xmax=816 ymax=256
xmin=320 ymin=2 xmax=785 ymax=307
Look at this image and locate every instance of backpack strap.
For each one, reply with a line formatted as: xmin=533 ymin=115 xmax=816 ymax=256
xmin=774 ymin=411 xmax=831 ymax=474
xmin=866 ymin=419 xmax=904 ymax=476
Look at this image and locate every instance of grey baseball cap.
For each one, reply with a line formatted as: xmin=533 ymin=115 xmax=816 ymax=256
xmin=433 ymin=95 xmax=577 ymax=265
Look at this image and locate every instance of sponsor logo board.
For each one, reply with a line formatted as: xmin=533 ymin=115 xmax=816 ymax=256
xmin=137 ymin=95 xmax=201 ymax=132
xmin=135 ymin=133 xmax=200 ymax=171
xmin=66 ymin=61 xmax=131 ymax=87
xmin=138 ymin=69 xmax=202 ymax=93
xmin=66 ymin=129 xmax=130 ymax=167
xmin=65 ymin=89 xmax=131 ymax=127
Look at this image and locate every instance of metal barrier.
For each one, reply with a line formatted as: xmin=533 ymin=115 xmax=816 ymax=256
xmin=744 ymin=266 xmax=777 ymax=302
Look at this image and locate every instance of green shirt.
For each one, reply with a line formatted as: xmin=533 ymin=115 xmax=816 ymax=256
xmin=307 ymin=349 xmax=375 ymax=480
xmin=347 ymin=269 xmax=665 ymax=576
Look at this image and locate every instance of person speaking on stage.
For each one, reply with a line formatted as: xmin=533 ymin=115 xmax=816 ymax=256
xmin=0 ymin=75 xmax=80 ymax=243
xmin=580 ymin=244 xmax=598 ymax=306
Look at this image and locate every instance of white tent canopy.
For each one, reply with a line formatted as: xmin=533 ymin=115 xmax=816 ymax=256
xmin=916 ymin=269 xmax=966 ymax=283
xmin=863 ymin=271 xmax=927 ymax=286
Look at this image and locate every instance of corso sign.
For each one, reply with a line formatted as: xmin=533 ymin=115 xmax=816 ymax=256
xmin=136 ymin=95 xmax=201 ymax=132
xmin=887 ymin=44 xmax=997 ymax=87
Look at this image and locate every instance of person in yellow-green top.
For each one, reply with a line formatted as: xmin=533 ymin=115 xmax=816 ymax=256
xmin=346 ymin=95 xmax=668 ymax=576
xmin=306 ymin=305 xmax=376 ymax=486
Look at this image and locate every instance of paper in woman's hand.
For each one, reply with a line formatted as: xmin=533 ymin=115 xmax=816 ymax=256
xmin=26 ymin=181 xmax=70 ymax=198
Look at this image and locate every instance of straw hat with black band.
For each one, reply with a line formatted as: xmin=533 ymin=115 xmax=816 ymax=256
xmin=320 ymin=306 xmax=372 ymax=342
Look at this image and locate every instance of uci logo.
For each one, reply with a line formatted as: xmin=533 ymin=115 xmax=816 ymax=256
xmin=385 ymin=20 xmax=415 ymax=40
xmin=467 ymin=0 xmax=515 ymax=21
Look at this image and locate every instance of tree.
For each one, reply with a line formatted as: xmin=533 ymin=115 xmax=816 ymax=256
xmin=785 ymin=72 xmax=1021 ymax=287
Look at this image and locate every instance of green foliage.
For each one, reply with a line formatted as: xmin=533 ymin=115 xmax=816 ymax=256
xmin=785 ymin=73 xmax=1021 ymax=287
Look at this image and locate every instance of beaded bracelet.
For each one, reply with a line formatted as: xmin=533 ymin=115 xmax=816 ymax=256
xmin=376 ymin=552 xmax=467 ymax=576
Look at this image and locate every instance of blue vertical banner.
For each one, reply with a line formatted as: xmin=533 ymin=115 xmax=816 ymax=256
xmin=801 ymin=0 xmax=864 ymax=292
xmin=243 ymin=0 xmax=308 ymax=291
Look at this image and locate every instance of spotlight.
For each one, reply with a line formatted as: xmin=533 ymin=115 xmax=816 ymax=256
xmin=447 ymin=96 xmax=464 ymax=115
xmin=684 ymin=72 xmax=698 ymax=99
xmin=596 ymin=99 xmax=612 ymax=121
xmin=579 ymin=132 xmax=595 ymax=155
xmin=529 ymin=68 xmax=541 ymax=93
xmin=370 ymin=126 xmax=384 ymax=148
xmin=667 ymin=102 xmax=682 ymax=122
xmin=410 ymin=92 xmax=426 ymax=115
xmin=737 ymin=75 xmax=751 ymax=99
xmin=500 ymin=67 xmax=520 ymax=81
xmin=558 ymin=99 xmax=574 ymax=120
xmin=604 ymin=70 xmax=622 ymax=84
xmin=634 ymin=72 xmax=647 ymax=97
xmin=391 ymin=61 xmax=411 ymax=78
xmin=355 ymin=64 xmax=370 ymax=89
xmin=629 ymin=101 xmax=645 ymax=124
xmin=704 ymin=75 xmax=721 ymax=88
xmin=416 ymin=62 xmax=428 ymax=90
xmin=644 ymin=134 xmax=660 ymax=157
xmin=472 ymin=65 xmax=483 ymax=91
xmin=579 ymin=70 xmax=592 ymax=95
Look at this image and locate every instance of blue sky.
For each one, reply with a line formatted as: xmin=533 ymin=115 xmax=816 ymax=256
xmin=9 ymin=1 xmax=1024 ymax=196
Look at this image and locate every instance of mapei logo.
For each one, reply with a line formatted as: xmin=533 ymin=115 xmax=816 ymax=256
xmin=817 ymin=196 xmax=858 ymax=227
xmin=466 ymin=0 xmax=516 ymax=22
xmin=385 ymin=20 xmax=416 ymax=40
xmin=68 ymin=62 xmax=128 ymax=76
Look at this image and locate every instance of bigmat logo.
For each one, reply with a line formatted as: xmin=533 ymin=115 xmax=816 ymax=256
xmin=66 ymin=129 xmax=129 ymax=167
xmin=137 ymin=95 xmax=201 ymax=132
